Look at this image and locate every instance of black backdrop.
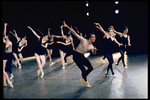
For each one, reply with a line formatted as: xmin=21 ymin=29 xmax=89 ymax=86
xmin=2 ymin=1 xmax=148 ymax=57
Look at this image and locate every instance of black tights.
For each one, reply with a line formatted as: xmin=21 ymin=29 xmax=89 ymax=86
xmin=5 ymin=53 xmax=13 ymax=74
xmin=106 ymin=54 xmax=114 ymax=75
xmin=73 ymin=51 xmax=93 ymax=81
xmin=117 ymin=50 xmax=125 ymax=67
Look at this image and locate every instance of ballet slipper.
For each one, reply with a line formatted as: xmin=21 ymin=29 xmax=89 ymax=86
xmin=8 ymin=81 xmax=14 ymax=88
xmin=37 ymin=70 xmax=40 ymax=76
xmin=40 ymin=72 xmax=44 ymax=78
xmin=3 ymin=82 xmax=7 ymax=86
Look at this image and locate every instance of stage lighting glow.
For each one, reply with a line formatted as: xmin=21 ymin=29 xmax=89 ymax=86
xmin=115 ymin=1 xmax=119 ymax=4
xmin=86 ymin=12 xmax=89 ymax=16
xmin=115 ymin=9 xmax=119 ymax=14
xmin=86 ymin=3 xmax=89 ymax=7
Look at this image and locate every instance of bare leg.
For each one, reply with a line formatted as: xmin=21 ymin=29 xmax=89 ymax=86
xmin=35 ymin=53 xmax=44 ymax=78
xmin=59 ymin=50 xmax=65 ymax=69
xmin=13 ymin=53 xmax=21 ymax=69
xmin=18 ymin=53 xmax=23 ymax=61
xmin=3 ymin=60 xmax=13 ymax=88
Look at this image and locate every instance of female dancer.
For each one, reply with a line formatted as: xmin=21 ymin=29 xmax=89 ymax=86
xmin=37 ymin=28 xmax=54 ymax=63
xmin=94 ymin=22 xmax=122 ymax=77
xmin=63 ymin=21 xmax=97 ymax=88
xmin=10 ymin=30 xmax=27 ymax=69
xmin=113 ymin=27 xmax=131 ymax=68
xmin=52 ymin=25 xmax=75 ymax=68
xmin=46 ymin=28 xmax=54 ymax=63
xmin=49 ymin=25 xmax=74 ymax=69
xmin=3 ymin=23 xmax=13 ymax=88
xmin=3 ymin=23 xmax=14 ymax=80
xmin=27 ymin=26 xmax=48 ymax=78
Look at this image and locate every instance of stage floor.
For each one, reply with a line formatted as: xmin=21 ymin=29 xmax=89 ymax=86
xmin=3 ymin=53 xmax=148 ymax=99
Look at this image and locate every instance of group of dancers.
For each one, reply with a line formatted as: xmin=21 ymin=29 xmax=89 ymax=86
xmin=3 ymin=21 xmax=131 ymax=88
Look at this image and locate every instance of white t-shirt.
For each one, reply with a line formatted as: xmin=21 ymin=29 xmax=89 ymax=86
xmin=76 ymin=36 xmax=94 ymax=54
xmin=5 ymin=41 xmax=12 ymax=53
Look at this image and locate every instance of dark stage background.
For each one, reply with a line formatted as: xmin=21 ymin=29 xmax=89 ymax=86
xmin=2 ymin=1 xmax=148 ymax=58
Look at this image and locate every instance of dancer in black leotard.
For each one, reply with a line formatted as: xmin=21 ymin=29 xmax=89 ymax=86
xmin=94 ymin=22 xmax=122 ymax=77
xmin=27 ymin=26 xmax=48 ymax=78
xmin=37 ymin=28 xmax=54 ymax=63
xmin=3 ymin=23 xmax=13 ymax=88
xmin=63 ymin=21 xmax=97 ymax=87
xmin=113 ymin=27 xmax=131 ymax=68
xmin=49 ymin=25 xmax=75 ymax=69
xmin=10 ymin=30 xmax=27 ymax=69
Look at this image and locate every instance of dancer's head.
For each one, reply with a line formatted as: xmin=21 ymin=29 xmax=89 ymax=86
xmin=108 ymin=29 xmax=114 ymax=36
xmin=67 ymin=30 xmax=71 ymax=37
xmin=87 ymin=32 xmax=96 ymax=43
xmin=22 ymin=36 xmax=27 ymax=40
xmin=123 ymin=26 xmax=128 ymax=34
xmin=42 ymin=34 xmax=48 ymax=41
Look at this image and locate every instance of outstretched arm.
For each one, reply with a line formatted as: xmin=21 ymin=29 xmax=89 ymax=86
xmin=63 ymin=21 xmax=82 ymax=40
xmin=3 ymin=23 xmax=8 ymax=37
xmin=94 ymin=22 xmax=110 ymax=38
xmin=27 ymin=26 xmax=40 ymax=39
xmin=114 ymin=37 xmax=123 ymax=47
xmin=13 ymin=30 xmax=21 ymax=42
xmin=37 ymin=29 xmax=44 ymax=36
xmin=48 ymin=28 xmax=51 ymax=38
xmin=75 ymin=26 xmax=80 ymax=34
xmin=113 ymin=29 xmax=123 ymax=37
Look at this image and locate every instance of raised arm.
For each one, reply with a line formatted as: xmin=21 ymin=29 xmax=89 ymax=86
xmin=3 ymin=23 xmax=8 ymax=37
xmin=75 ymin=26 xmax=80 ymax=34
xmin=113 ymin=29 xmax=123 ymax=37
xmin=63 ymin=21 xmax=82 ymax=40
xmin=13 ymin=30 xmax=21 ymax=42
xmin=37 ymin=29 xmax=44 ymax=36
xmin=94 ymin=22 xmax=110 ymax=38
xmin=60 ymin=25 xmax=65 ymax=36
xmin=27 ymin=26 xmax=40 ymax=39
xmin=48 ymin=28 xmax=51 ymax=38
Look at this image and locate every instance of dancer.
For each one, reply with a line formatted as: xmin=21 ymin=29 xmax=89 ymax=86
xmin=103 ymin=25 xmax=116 ymax=60
xmin=10 ymin=30 xmax=27 ymax=69
xmin=49 ymin=25 xmax=72 ymax=69
xmin=113 ymin=26 xmax=131 ymax=68
xmin=37 ymin=28 xmax=54 ymax=63
xmin=52 ymin=25 xmax=75 ymax=68
xmin=94 ymin=22 xmax=122 ymax=77
xmin=3 ymin=23 xmax=14 ymax=80
xmin=46 ymin=28 xmax=54 ymax=62
xmin=27 ymin=26 xmax=48 ymax=78
xmin=63 ymin=21 xmax=97 ymax=87
xmin=3 ymin=23 xmax=13 ymax=88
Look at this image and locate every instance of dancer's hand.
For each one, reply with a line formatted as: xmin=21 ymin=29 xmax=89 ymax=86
xmin=128 ymin=43 xmax=131 ymax=46
xmin=118 ymin=43 xmax=123 ymax=47
xmin=63 ymin=21 xmax=68 ymax=27
xmin=4 ymin=23 xmax=8 ymax=26
xmin=27 ymin=26 xmax=31 ymax=29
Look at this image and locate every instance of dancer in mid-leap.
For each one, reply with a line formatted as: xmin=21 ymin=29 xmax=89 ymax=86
xmin=94 ymin=22 xmax=122 ymax=77
xmin=27 ymin=26 xmax=48 ymax=78
xmin=113 ymin=26 xmax=131 ymax=68
xmin=63 ymin=21 xmax=97 ymax=87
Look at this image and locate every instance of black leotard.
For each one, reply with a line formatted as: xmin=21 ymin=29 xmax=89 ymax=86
xmin=35 ymin=38 xmax=47 ymax=55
